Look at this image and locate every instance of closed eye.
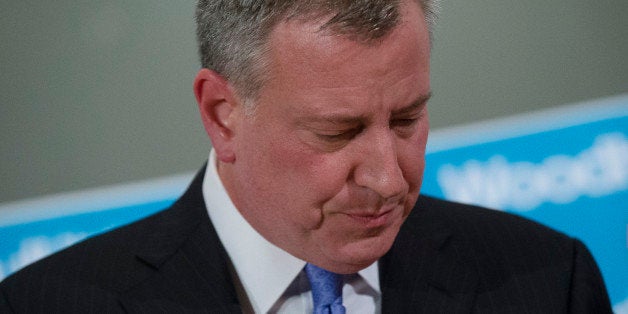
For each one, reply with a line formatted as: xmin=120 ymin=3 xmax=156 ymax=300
xmin=391 ymin=118 xmax=418 ymax=128
xmin=316 ymin=127 xmax=362 ymax=143
xmin=391 ymin=115 xmax=423 ymax=138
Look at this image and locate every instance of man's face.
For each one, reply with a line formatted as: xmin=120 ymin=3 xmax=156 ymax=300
xmin=219 ymin=2 xmax=430 ymax=273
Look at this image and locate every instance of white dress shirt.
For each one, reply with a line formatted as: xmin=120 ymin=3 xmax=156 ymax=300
xmin=202 ymin=150 xmax=381 ymax=313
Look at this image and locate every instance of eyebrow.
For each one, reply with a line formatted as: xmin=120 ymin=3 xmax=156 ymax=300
xmin=300 ymin=91 xmax=433 ymax=125
xmin=300 ymin=111 xmax=365 ymax=126
xmin=391 ymin=91 xmax=432 ymax=116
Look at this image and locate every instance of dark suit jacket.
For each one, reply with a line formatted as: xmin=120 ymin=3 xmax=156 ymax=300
xmin=0 ymin=167 xmax=612 ymax=313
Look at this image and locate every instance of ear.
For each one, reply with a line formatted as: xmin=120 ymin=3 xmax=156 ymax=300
xmin=194 ymin=68 xmax=239 ymax=163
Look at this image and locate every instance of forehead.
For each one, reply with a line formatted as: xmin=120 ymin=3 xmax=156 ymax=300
xmin=272 ymin=4 xmax=427 ymax=70
xmin=258 ymin=2 xmax=430 ymax=112
xmin=277 ymin=0 xmax=425 ymax=62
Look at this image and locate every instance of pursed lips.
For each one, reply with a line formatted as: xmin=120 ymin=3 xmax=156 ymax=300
xmin=343 ymin=203 xmax=400 ymax=227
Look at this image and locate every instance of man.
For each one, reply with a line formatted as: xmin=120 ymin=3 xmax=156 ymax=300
xmin=0 ymin=0 xmax=612 ymax=313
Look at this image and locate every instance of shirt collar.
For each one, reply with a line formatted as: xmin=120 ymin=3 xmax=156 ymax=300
xmin=202 ymin=149 xmax=380 ymax=312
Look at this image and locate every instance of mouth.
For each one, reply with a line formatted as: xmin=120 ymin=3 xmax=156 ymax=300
xmin=345 ymin=207 xmax=396 ymax=228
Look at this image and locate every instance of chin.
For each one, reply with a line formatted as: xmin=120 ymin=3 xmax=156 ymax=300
xmin=327 ymin=231 xmax=398 ymax=273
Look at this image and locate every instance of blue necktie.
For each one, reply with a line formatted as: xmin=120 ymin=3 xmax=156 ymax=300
xmin=304 ymin=263 xmax=346 ymax=314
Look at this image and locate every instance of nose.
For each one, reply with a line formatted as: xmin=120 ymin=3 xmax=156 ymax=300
xmin=353 ymin=130 xmax=408 ymax=200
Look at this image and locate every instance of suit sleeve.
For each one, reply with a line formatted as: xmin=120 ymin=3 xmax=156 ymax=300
xmin=568 ymin=239 xmax=612 ymax=314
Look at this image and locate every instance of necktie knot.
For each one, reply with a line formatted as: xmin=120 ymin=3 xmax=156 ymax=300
xmin=305 ymin=263 xmax=346 ymax=314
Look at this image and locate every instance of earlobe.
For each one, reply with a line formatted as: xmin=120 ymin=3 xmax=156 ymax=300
xmin=194 ymin=68 xmax=238 ymax=163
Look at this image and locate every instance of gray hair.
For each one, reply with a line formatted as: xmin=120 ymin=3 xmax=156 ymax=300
xmin=195 ymin=0 xmax=439 ymax=107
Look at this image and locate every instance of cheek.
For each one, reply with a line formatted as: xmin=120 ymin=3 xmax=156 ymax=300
xmin=400 ymin=128 xmax=429 ymax=191
xmin=401 ymin=152 xmax=424 ymax=191
xmin=257 ymin=133 xmax=350 ymax=204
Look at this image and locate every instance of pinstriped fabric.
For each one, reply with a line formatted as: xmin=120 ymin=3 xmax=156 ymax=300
xmin=0 ymin=166 xmax=613 ymax=313
xmin=568 ymin=238 xmax=614 ymax=314
xmin=0 ymin=167 xmax=241 ymax=313
xmin=380 ymin=196 xmax=612 ymax=314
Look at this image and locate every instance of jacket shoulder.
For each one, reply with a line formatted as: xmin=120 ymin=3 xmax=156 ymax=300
xmin=399 ymin=195 xmax=612 ymax=313
xmin=407 ymin=195 xmax=577 ymax=277
xmin=411 ymin=195 xmax=572 ymax=248
xmin=0 ymin=199 xmax=202 ymax=312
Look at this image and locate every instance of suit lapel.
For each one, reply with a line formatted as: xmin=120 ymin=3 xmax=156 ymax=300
xmin=118 ymin=166 xmax=242 ymax=313
xmin=380 ymin=196 xmax=479 ymax=314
